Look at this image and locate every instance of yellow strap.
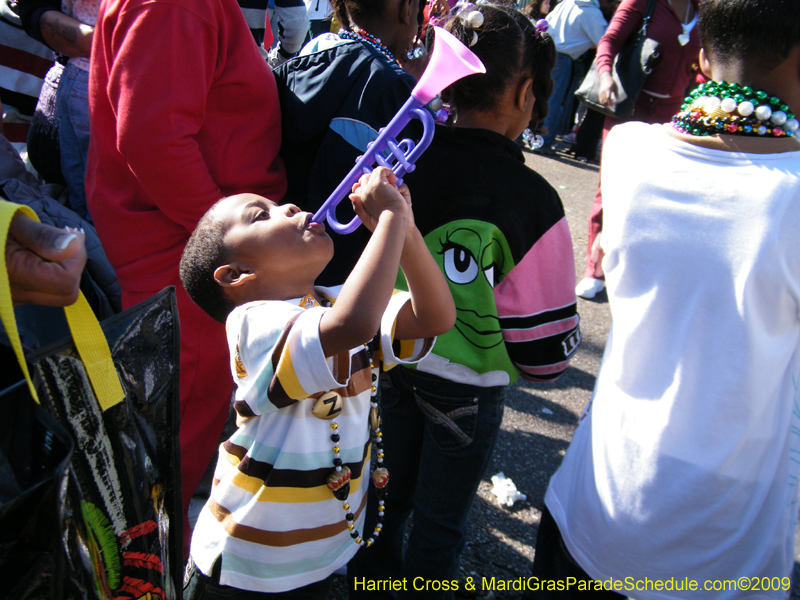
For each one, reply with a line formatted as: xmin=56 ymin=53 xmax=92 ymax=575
xmin=64 ymin=293 xmax=124 ymax=411
xmin=0 ymin=200 xmax=124 ymax=411
xmin=0 ymin=201 xmax=41 ymax=402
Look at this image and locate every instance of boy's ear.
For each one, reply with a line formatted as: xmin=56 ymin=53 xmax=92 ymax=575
xmin=516 ymin=76 xmax=534 ymax=112
xmin=698 ymin=48 xmax=713 ymax=80
xmin=214 ymin=264 xmax=257 ymax=287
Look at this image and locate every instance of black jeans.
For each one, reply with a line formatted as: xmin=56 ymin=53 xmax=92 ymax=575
xmin=524 ymin=507 xmax=625 ymax=599
xmin=183 ymin=557 xmax=333 ymax=600
xmin=348 ymin=367 xmax=506 ymax=600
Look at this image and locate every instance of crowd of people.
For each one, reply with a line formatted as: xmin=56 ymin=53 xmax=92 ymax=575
xmin=2 ymin=0 xmax=800 ymax=598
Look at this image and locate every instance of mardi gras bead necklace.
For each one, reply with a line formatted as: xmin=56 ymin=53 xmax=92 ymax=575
xmin=302 ymin=295 xmax=389 ymax=547
xmin=672 ymin=81 xmax=798 ymax=138
xmin=324 ymin=344 xmax=388 ymax=547
xmin=338 ymin=26 xmax=395 ymax=64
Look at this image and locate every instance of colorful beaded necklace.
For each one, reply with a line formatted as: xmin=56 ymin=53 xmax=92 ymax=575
xmin=303 ymin=295 xmax=389 ymax=547
xmin=672 ymin=81 xmax=798 ymax=138
xmin=325 ymin=346 xmax=388 ymax=547
xmin=338 ymin=26 xmax=395 ymax=64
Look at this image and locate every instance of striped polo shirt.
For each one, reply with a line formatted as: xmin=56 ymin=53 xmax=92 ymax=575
xmin=190 ymin=286 xmax=433 ymax=592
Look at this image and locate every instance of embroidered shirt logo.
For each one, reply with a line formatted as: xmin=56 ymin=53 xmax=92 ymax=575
xmin=562 ymin=330 xmax=581 ymax=357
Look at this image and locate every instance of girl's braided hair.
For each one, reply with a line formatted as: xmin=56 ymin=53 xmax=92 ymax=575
xmin=438 ymin=2 xmax=555 ymax=132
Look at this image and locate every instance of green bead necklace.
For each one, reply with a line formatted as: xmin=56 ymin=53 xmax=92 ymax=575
xmin=672 ymin=81 xmax=798 ymax=138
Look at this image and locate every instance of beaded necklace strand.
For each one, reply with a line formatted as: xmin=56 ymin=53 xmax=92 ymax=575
xmin=326 ymin=346 xmax=387 ymax=547
xmin=672 ymin=81 xmax=798 ymax=138
xmin=338 ymin=26 xmax=396 ymax=64
xmin=304 ymin=295 xmax=388 ymax=547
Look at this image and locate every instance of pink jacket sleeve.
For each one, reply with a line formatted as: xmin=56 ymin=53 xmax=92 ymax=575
xmin=495 ymin=217 xmax=581 ymax=382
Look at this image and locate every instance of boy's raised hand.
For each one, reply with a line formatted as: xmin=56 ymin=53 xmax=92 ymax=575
xmin=321 ymin=166 xmax=454 ymax=357
xmin=320 ymin=167 xmax=413 ymax=357
xmin=350 ymin=167 xmax=409 ymax=233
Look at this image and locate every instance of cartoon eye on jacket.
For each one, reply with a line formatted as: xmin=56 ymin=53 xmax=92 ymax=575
xmin=396 ymin=215 xmax=580 ymax=384
xmin=432 ymin=222 xmax=512 ymax=351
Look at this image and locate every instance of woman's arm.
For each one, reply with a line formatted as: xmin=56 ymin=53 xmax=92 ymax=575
xmin=16 ymin=0 xmax=93 ymax=57
xmin=101 ymin=3 xmax=224 ymax=231
xmin=38 ymin=10 xmax=93 ymax=57
xmin=595 ymin=0 xmax=648 ymax=106
xmin=595 ymin=0 xmax=648 ymax=74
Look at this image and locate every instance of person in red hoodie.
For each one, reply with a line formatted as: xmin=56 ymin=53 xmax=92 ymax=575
xmin=86 ymin=0 xmax=287 ymax=557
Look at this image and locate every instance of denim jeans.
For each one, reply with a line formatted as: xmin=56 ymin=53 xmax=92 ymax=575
xmin=56 ymin=62 xmax=91 ymax=222
xmin=183 ymin=556 xmax=332 ymax=600
xmin=348 ymin=367 xmax=505 ymax=599
xmin=541 ymin=52 xmax=578 ymax=151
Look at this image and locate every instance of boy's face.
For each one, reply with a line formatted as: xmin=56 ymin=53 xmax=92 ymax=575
xmin=214 ymin=193 xmax=333 ymax=287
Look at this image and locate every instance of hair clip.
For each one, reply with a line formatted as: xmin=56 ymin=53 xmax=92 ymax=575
xmin=429 ymin=96 xmax=452 ymax=124
xmin=453 ymin=2 xmax=484 ymax=46
xmin=407 ymin=45 xmax=425 ymax=60
xmin=465 ymin=10 xmax=484 ymax=28
xmin=450 ymin=1 xmax=472 ymax=15
xmin=535 ymin=18 xmax=548 ymax=38
xmin=522 ymin=128 xmax=545 ymax=149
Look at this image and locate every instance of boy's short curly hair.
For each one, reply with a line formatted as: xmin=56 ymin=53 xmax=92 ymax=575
xmin=699 ymin=0 xmax=800 ymax=75
xmin=179 ymin=202 xmax=235 ymax=324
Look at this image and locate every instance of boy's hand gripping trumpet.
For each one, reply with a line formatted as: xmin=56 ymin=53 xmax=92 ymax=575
xmin=311 ymin=27 xmax=485 ymax=234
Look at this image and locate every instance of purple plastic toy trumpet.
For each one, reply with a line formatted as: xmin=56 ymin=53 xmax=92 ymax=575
xmin=311 ymin=26 xmax=485 ymax=234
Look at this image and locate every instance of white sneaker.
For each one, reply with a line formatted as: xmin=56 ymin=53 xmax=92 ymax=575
xmin=575 ymin=278 xmax=605 ymax=299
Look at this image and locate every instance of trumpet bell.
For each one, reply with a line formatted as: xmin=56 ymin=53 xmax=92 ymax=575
xmin=412 ymin=26 xmax=486 ymax=104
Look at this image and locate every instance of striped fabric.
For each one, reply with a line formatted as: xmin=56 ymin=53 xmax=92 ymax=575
xmin=495 ymin=218 xmax=581 ymax=382
xmin=190 ymin=286 xmax=433 ymax=593
xmin=0 ymin=6 xmax=54 ymax=150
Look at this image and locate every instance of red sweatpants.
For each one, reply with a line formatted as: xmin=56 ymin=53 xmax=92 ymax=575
xmin=122 ymin=278 xmax=232 ymax=561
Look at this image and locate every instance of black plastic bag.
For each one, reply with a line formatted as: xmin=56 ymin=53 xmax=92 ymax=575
xmin=0 ymin=380 xmax=73 ymax=600
xmin=27 ymin=287 xmax=183 ymax=600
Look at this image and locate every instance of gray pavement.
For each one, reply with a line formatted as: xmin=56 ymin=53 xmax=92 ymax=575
xmin=330 ymin=145 xmax=800 ymax=599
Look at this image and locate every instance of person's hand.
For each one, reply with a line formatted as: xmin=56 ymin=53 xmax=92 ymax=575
xmin=598 ymin=71 xmax=618 ymax=108
xmin=398 ymin=180 xmax=416 ymax=240
xmin=6 ymin=214 xmax=87 ymax=306
xmin=349 ymin=167 xmax=409 ymax=233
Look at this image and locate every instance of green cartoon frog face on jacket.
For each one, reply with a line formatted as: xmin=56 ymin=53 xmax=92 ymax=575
xmin=398 ymin=220 xmax=517 ymax=374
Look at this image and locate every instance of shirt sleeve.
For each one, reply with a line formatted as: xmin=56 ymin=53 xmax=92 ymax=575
xmin=16 ymin=0 xmax=61 ymax=47
xmin=595 ymin=0 xmax=647 ymax=76
xmin=583 ymin=9 xmax=610 ymax=48
xmin=378 ymin=291 xmax=436 ymax=369
xmin=494 ymin=217 xmax=581 ymax=382
xmin=229 ymin=302 xmax=344 ymax=417
xmin=272 ymin=0 xmax=309 ymax=54
xmin=104 ymin=2 xmax=223 ymax=232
